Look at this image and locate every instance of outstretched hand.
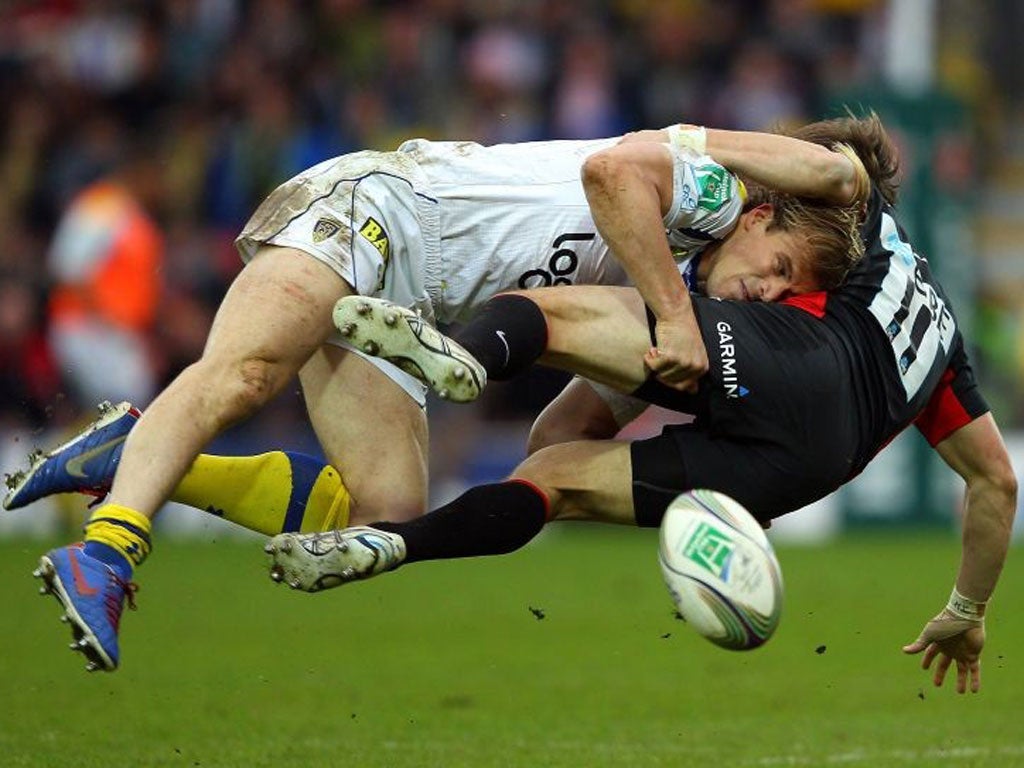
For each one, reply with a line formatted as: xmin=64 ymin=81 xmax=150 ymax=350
xmin=645 ymin=315 xmax=708 ymax=393
xmin=902 ymin=611 xmax=986 ymax=694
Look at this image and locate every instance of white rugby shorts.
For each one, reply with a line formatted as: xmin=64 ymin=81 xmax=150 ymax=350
xmin=235 ymin=150 xmax=438 ymax=405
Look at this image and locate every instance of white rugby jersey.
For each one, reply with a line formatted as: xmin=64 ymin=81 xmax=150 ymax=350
xmin=397 ymin=137 xmax=745 ymax=324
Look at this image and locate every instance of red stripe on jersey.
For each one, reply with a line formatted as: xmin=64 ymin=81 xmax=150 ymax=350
xmin=914 ymin=368 xmax=972 ymax=446
xmin=781 ymin=291 xmax=828 ymax=318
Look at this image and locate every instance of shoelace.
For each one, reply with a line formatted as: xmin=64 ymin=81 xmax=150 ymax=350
xmin=104 ymin=575 xmax=140 ymax=632
xmin=300 ymin=528 xmax=347 ymax=554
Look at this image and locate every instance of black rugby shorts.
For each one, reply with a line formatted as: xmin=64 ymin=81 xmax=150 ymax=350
xmin=630 ymin=298 xmax=858 ymax=525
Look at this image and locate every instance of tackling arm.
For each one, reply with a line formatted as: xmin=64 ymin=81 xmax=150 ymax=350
xmin=619 ymin=124 xmax=869 ymax=206
xmin=702 ymin=128 xmax=869 ymax=206
xmin=902 ymin=413 xmax=1017 ymax=693
xmin=581 ymin=142 xmax=686 ymax=323
xmin=581 ymin=141 xmax=707 ymax=391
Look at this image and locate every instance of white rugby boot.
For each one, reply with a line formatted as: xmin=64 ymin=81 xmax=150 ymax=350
xmin=332 ymin=296 xmax=486 ymax=402
xmin=265 ymin=527 xmax=407 ymax=592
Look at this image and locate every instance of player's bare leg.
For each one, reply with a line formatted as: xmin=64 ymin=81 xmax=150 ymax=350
xmin=106 ymin=246 xmax=350 ymax=518
xmin=507 ymin=286 xmax=649 ymax=390
xmin=265 ymin=345 xmax=430 ymax=590
xmin=299 ymin=344 xmax=429 ymax=524
xmin=514 ymin=438 xmax=637 ymax=524
xmin=10 ymin=308 xmax=428 ymax=542
xmin=526 ymin=378 xmax=625 ymax=455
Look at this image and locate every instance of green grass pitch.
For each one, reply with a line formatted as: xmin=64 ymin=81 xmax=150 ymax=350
xmin=0 ymin=527 xmax=1020 ymax=768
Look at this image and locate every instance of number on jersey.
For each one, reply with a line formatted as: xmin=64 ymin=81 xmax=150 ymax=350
xmin=869 ymin=213 xmax=955 ymax=401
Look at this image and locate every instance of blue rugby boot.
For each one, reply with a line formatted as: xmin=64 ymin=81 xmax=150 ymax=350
xmin=34 ymin=543 xmax=138 ymax=672
xmin=4 ymin=401 xmax=140 ymax=510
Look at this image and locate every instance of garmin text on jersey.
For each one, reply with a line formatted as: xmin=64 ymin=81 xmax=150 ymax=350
xmin=717 ymin=321 xmax=749 ymax=399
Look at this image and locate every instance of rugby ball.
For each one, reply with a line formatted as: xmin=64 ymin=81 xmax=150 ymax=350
xmin=658 ymin=490 xmax=783 ymax=650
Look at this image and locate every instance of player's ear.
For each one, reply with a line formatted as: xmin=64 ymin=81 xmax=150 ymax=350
xmin=743 ymin=203 xmax=773 ymax=229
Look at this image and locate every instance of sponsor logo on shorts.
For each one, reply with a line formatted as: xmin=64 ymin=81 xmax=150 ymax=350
xmin=359 ymin=218 xmax=391 ymax=290
xmin=717 ymin=320 xmax=749 ymax=399
xmin=359 ymin=217 xmax=390 ymax=260
xmin=312 ymin=217 xmax=342 ymax=244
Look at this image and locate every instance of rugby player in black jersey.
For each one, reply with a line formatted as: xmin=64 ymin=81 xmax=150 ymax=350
xmin=271 ymin=114 xmax=1016 ymax=695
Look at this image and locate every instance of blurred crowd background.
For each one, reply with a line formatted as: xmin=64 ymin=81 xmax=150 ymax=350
xmin=1 ymin=0 xmax=1023 ymax=532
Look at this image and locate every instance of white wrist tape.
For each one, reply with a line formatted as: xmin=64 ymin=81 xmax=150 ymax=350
xmin=667 ymin=124 xmax=707 ymax=156
xmin=946 ymin=586 xmax=986 ymax=621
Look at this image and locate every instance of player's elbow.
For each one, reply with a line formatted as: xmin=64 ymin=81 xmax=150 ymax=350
xmin=581 ymin=149 xmax=631 ymax=197
xmin=825 ymin=144 xmax=871 ymax=206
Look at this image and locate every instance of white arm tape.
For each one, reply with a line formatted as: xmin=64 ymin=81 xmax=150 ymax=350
xmin=946 ymin=586 xmax=987 ymax=621
xmin=666 ymin=124 xmax=707 ymax=156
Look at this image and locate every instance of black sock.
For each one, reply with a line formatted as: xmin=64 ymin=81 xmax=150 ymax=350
xmin=374 ymin=481 xmax=549 ymax=563
xmin=452 ymin=294 xmax=548 ymax=380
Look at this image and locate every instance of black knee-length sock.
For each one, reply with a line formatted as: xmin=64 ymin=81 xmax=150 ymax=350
xmin=373 ymin=480 xmax=549 ymax=563
xmin=452 ymin=294 xmax=548 ymax=380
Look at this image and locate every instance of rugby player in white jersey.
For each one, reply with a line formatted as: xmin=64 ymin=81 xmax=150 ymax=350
xmin=7 ymin=129 xmax=863 ymax=673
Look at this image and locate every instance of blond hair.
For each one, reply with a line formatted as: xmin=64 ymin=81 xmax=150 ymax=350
xmin=732 ymin=110 xmax=901 ymax=290
xmin=743 ymin=182 xmax=865 ymax=291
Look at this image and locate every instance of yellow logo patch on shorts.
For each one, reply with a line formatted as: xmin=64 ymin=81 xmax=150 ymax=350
xmin=359 ymin=217 xmax=390 ymax=260
xmin=312 ymin=217 xmax=342 ymax=243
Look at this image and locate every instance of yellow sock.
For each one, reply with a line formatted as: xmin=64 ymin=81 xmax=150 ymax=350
xmin=298 ymin=462 xmax=351 ymax=532
xmin=171 ymin=452 xmax=350 ymax=536
xmin=84 ymin=503 xmax=153 ymax=571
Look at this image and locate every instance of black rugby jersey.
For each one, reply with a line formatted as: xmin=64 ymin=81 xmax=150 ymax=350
xmin=632 ymin=186 xmax=990 ymax=518
xmin=784 ymin=186 xmax=988 ymax=477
